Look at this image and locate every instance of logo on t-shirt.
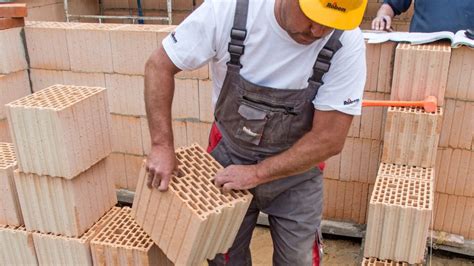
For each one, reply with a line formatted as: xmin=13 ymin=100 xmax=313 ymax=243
xmin=326 ymin=2 xmax=347 ymax=12
xmin=171 ymin=32 xmax=178 ymax=43
xmin=344 ymin=98 xmax=360 ymax=105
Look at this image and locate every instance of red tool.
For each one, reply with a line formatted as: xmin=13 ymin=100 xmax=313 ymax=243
xmin=362 ymin=96 xmax=438 ymax=113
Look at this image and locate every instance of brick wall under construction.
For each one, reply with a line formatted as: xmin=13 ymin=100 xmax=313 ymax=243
xmin=0 ymin=1 xmax=471 ymax=245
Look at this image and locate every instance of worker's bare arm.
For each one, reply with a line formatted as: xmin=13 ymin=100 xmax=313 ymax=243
xmin=372 ymin=3 xmax=395 ymax=31
xmin=214 ymin=110 xmax=353 ymax=192
xmin=144 ymin=46 xmax=181 ymax=191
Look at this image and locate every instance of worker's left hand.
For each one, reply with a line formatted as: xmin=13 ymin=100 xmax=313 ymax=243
xmin=214 ymin=165 xmax=261 ymax=193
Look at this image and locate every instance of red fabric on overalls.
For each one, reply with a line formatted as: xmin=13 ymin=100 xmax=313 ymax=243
xmin=313 ymin=240 xmax=320 ymax=266
xmin=207 ymin=123 xmax=223 ymax=153
xmin=207 ymin=123 xmax=322 ymax=265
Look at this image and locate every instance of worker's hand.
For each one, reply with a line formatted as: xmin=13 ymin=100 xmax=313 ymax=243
xmin=214 ymin=165 xmax=261 ymax=193
xmin=145 ymin=144 xmax=178 ymax=191
xmin=372 ymin=15 xmax=393 ymax=31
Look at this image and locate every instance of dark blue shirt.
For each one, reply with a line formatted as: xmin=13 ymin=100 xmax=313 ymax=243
xmin=384 ymin=0 xmax=474 ymax=33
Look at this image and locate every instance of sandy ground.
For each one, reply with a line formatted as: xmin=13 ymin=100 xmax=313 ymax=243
xmin=249 ymin=226 xmax=474 ymax=265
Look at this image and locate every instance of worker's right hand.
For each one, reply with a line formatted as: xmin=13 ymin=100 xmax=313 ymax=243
xmin=372 ymin=15 xmax=393 ymax=31
xmin=145 ymin=144 xmax=178 ymax=191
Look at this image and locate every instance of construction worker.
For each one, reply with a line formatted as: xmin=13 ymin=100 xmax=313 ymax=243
xmin=372 ymin=0 xmax=474 ymax=32
xmin=144 ymin=0 xmax=367 ymax=264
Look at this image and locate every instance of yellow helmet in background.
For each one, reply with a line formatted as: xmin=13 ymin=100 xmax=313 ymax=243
xmin=299 ymin=0 xmax=368 ymax=30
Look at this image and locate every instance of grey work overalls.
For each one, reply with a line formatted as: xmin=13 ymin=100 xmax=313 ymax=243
xmin=208 ymin=0 xmax=343 ymax=265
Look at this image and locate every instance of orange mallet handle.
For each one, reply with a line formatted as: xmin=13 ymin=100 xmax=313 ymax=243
xmin=362 ymin=96 xmax=438 ymax=113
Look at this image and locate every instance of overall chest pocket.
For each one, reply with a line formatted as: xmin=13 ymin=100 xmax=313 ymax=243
xmin=235 ymin=97 xmax=296 ymax=146
xmin=235 ymin=103 xmax=268 ymax=146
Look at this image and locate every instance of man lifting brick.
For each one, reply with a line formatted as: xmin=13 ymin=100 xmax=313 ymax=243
xmin=144 ymin=0 xmax=367 ymax=265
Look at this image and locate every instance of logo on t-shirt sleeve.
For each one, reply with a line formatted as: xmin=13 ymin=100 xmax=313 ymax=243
xmin=343 ymin=98 xmax=360 ymax=105
xmin=171 ymin=32 xmax=178 ymax=43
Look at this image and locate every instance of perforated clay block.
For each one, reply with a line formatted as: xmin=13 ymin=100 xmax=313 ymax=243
xmin=361 ymin=257 xmax=423 ymax=266
xmin=132 ymin=143 xmax=253 ymax=265
xmin=364 ymin=164 xmax=433 ymax=264
xmin=0 ymin=225 xmax=38 ymax=265
xmin=6 ymin=84 xmax=112 ymax=178
xmin=0 ymin=142 xmax=23 ymax=226
xmin=377 ymin=163 xmax=435 ymax=182
xmin=14 ymin=158 xmax=117 ymax=237
xmin=33 ymin=207 xmax=120 ymax=266
xmin=91 ymin=207 xmax=172 ymax=266
xmin=382 ymin=106 xmax=443 ymax=168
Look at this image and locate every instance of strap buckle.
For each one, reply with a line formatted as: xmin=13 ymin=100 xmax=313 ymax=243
xmin=314 ymin=60 xmax=331 ymax=72
xmin=227 ymin=43 xmax=245 ymax=68
xmin=228 ymin=43 xmax=245 ymax=55
xmin=319 ymin=47 xmax=335 ymax=61
xmin=231 ymin=28 xmax=247 ymax=41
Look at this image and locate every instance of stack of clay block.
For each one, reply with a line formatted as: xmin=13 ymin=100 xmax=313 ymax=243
xmin=0 ymin=12 xmax=30 ymax=143
xmin=0 ymin=142 xmax=38 ymax=264
xmin=363 ymin=42 xmax=450 ymax=264
xmin=323 ymin=41 xmax=396 ymax=225
xmin=25 ymin=21 xmax=213 ymax=191
xmin=91 ymin=207 xmax=173 ymax=265
xmin=3 ymin=84 xmax=118 ymax=264
xmin=132 ymin=144 xmax=253 ymax=265
xmin=33 ymin=207 xmax=120 ymax=265
xmin=364 ymin=164 xmax=434 ymax=263
xmin=0 ymin=3 xmax=27 ymax=30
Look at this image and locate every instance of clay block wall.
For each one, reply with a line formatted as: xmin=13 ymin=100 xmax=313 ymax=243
xmin=391 ymin=42 xmax=451 ymax=106
xmin=432 ymin=46 xmax=474 ymax=239
xmin=14 ymin=158 xmax=117 ymax=237
xmin=6 ymin=85 xmax=112 ymax=178
xmin=432 ymin=193 xmax=474 ymax=240
xmin=0 ymin=27 xmax=28 ymax=74
xmin=33 ymin=207 xmax=120 ymax=265
xmin=132 ymin=144 xmax=252 ymax=265
xmin=0 ymin=225 xmax=38 ymax=265
xmin=364 ymin=164 xmax=434 ymax=264
xmin=25 ymin=21 xmax=213 ymax=191
xmin=0 ymin=26 xmax=30 ymax=143
xmin=91 ymin=207 xmax=173 ymax=266
xmin=323 ymin=44 xmax=394 ymax=225
xmin=382 ymin=107 xmax=443 ymax=168
xmin=0 ymin=143 xmax=23 ymax=226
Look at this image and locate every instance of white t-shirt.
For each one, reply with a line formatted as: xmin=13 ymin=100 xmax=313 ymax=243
xmin=163 ymin=0 xmax=366 ymax=115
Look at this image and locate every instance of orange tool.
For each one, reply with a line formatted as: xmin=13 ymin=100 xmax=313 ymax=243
xmin=362 ymin=96 xmax=438 ymax=113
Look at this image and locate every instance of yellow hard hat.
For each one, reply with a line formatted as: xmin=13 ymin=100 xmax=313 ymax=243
xmin=299 ymin=0 xmax=368 ymax=30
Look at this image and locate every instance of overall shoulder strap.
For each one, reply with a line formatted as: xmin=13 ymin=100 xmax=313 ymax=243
xmin=227 ymin=0 xmax=249 ymax=69
xmin=309 ymin=30 xmax=344 ymax=85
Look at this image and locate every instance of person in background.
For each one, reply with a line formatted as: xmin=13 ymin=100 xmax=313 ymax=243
xmin=372 ymin=0 xmax=474 ymax=32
